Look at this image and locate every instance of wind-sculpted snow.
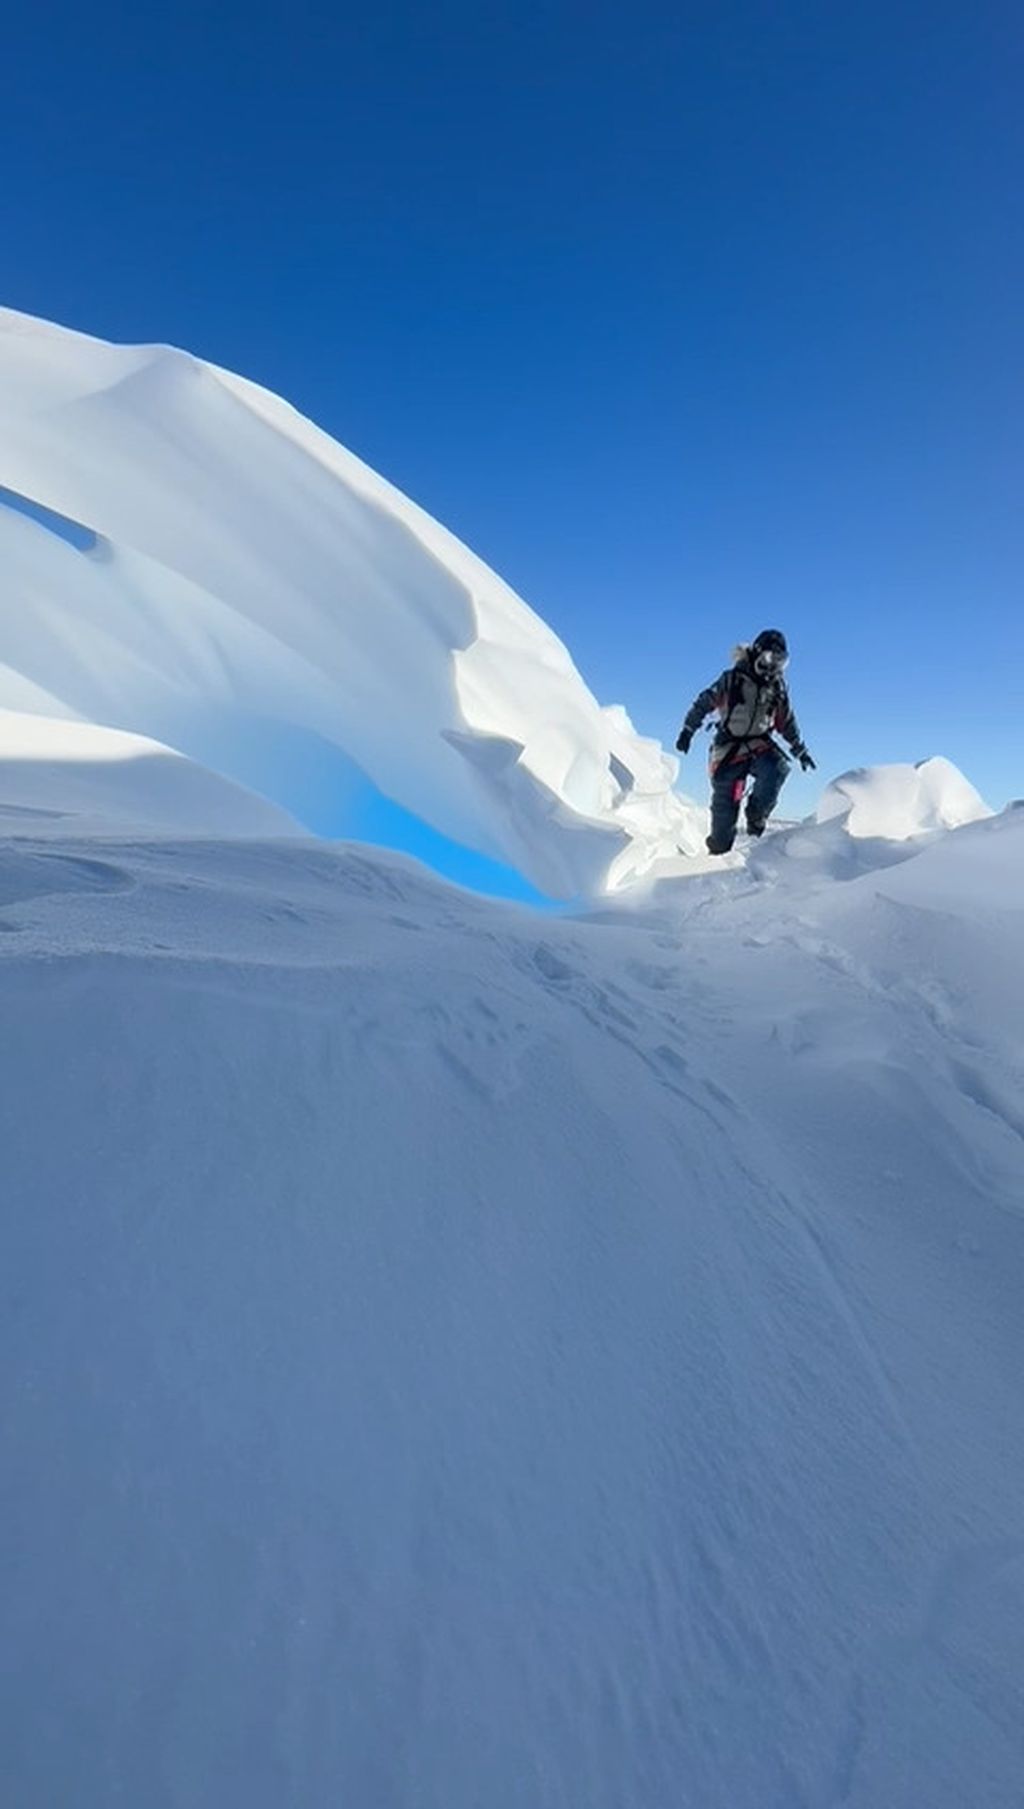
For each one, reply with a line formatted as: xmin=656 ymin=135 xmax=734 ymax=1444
xmin=816 ymin=754 xmax=991 ymax=839
xmin=1 ymin=807 xmax=1022 ymax=1807
xmin=0 ymin=307 xmax=702 ymax=894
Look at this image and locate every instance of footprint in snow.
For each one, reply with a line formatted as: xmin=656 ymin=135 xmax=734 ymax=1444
xmin=531 ymin=943 xmax=575 ymax=985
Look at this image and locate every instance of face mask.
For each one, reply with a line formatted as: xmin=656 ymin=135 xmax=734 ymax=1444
xmin=754 ymin=648 xmax=787 ymax=676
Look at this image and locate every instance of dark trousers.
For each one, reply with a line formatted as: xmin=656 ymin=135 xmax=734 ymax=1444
xmin=709 ymin=744 xmax=790 ymax=850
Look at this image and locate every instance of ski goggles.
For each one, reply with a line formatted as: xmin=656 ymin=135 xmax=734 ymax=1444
xmin=754 ymin=647 xmax=788 ymax=674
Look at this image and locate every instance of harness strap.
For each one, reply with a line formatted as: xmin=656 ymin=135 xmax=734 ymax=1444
xmin=712 ymin=665 xmax=774 ymax=767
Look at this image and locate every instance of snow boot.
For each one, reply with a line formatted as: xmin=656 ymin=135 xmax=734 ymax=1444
xmin=705 ymin=833 xmax=735 ymax=856
xmin=745 ymin=814 xmax=766 ymax=838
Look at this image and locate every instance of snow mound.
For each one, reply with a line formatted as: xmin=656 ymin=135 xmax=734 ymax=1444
xmin=815 ymin=755 xmax=991 ymax=839
xmin=0 ymin=708 xmax=301 ymax=838
xmin=0 ymin=307 xmax=703 ymax=893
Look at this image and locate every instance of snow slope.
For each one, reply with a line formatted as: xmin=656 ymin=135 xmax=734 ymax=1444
xmin=0 ymin=307 xmax=701 ymax=894
xmin=2 ymin=802 xmax=1022 ymax=1808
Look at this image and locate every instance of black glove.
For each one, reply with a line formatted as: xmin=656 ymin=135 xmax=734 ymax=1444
xmin=675 ymin=728 xmax=693 ymax=754
xmin=793 ymin=744 xmax=816 ymax=772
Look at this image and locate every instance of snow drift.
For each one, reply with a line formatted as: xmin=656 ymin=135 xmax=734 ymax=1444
xmin=1 ymin=804 xmax=1022 ymax=1808
xmin=0 ymin=307 xmax=702 ymax=894
xmin=816 ymin=755 xmax=991 ymax=839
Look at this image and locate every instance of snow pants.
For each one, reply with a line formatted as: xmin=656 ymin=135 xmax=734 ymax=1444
xmin=709 ymin=743 xmax=790 ymax=850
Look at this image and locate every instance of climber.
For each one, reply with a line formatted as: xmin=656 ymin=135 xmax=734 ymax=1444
xmin=675 ymin=629 xmax=816 ymax=855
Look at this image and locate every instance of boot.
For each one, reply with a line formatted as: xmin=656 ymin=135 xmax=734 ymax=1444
xmin=705 ymin=833 xmax=735 ymax=856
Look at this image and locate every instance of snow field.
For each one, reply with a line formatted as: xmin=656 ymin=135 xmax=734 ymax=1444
xmin=1 ymin=807 xmax=1022 ymax=1807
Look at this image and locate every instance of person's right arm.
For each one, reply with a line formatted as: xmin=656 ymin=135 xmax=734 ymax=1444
xmin=676 ymin=674 xmax=724 ymax=752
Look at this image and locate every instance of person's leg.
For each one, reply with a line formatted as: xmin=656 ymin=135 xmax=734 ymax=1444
xmin=708 ymin=759 xmax=747 ymax=852
xmin=745 ymin=745 xmax=790 ymax=831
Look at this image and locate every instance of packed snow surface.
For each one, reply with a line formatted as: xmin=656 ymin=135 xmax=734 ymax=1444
xmin=0 ymin=306 xmax=702 ymax=894
xmin=2 ymin=799 xmax=1022 ymax=1808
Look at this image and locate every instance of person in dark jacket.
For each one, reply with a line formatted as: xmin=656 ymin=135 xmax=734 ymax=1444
xmin=675 ymin=628 xmax=816 ymax=854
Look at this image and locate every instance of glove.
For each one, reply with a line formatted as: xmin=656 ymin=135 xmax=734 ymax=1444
xmin=675 ymin=728 xmax=693 ymax=754
xmin=793 ymin=744 xmax=816 ymax=772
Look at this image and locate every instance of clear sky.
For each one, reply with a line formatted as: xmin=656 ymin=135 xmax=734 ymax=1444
xmin=2 ymin=0 xmax=1021 ymax=876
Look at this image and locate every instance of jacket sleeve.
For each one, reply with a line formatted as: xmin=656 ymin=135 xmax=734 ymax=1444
xmin=773 ymin=683 xmax=804 ymax=751
xmin=681 ymin=672 xmax=727 ymax=736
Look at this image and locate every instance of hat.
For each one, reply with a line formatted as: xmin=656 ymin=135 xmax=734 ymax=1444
xmin=751 ymin=628 xmax=788 ymax=657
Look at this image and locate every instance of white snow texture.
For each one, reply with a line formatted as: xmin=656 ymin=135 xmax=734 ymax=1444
xmin=0 ymin=708 xmax=302 ymax=839
xmin=0 ymin=306 xmax=703 ymax=895
xmin=816 ymin=755 xmax=991 ymax=839
xmin=1 ymin=307 xmax=1022 ymax=1809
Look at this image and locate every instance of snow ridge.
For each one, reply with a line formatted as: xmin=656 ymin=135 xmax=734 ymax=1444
xmin=0 ymin=307 xmax=702 ymax=894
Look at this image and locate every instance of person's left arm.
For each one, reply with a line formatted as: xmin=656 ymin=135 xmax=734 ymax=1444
xmin=775 ymin=684 xmax=816 ymax=769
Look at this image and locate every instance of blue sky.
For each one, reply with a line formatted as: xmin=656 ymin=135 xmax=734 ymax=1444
xmin=2 ymin=0 xmax=1020 ymax=887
